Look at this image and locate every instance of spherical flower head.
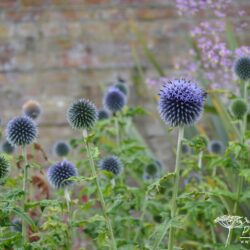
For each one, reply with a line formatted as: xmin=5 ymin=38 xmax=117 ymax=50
xmin=159 ymin=79 xmax=206 ymax=127
xmin=53 ymin=141 xmax=70 ymax=157
xmin=6 ymin=116 xmax=38 ymax=146
xmin=22 ymin=100 xmax=42 ymax=120
xmin=208 ymin=140 xmax=224 ymax=154
xmin=144 ymin=160 xmax=161 ymax=180
xmin=98 ymin=108 xmax=110 ymax=121
xmin=230 ymin=98 xmax=248 ymax=119
xmin=181 ymin=144 xmax=191 ymax=154
xmin=1 ymin=140 xmax=15 ymax=154
xmin=103 ymin=87 xmax=127 ymax=113
xmin=67 ymin=99 xmax=97 ymax=130
xmin=234 ymin=56 xmax=250 ymax=80
xmin=114 ymin=83 xmax=129 ymax=96
xmin=99 ymin=155 xmax=123 ymax=176
xmin=47 ymin=160 xmax=78 ymax=189
xmin=0 ymin=155 xmax=10 ymax=184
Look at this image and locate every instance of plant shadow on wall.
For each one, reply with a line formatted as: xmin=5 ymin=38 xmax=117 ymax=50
xmin=0 ymin=2 xmax=250 ymax=250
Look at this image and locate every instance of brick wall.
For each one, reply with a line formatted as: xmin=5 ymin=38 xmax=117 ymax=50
xmin=0 ymin=0 xmax=249 ymax=168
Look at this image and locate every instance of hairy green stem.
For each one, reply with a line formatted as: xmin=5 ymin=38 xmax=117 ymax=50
xmin=152 ymin=127 xmax=184 ymax=249
xmin=168 ymin=126 xmax=184 ymax=250
xmin=233 ymin=81 xmax=248 ymax=214
xmin=115 ymin=115 xmax=120 ymax=146
xmin=198 ymin=151 xmax=203 ymax=170
xmin=22 ymin=146 xmax=28 ymax=242
xmin=64 ymin=188 xmax=72 ymax=250
xmin=83 ymin=130 xmax=117 ymax=250
xmin=229 ymin=81 xmax=248 ymax=245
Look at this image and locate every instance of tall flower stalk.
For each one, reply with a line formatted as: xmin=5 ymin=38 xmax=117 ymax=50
xmin=22 ymin=146 xmax=28 ymax=241
xmin=47 ymin=160 xmax=78 ymax=249
xmin=156 ymin=78 xmax=206 ymax=249
xmin=67 ymin=98 xmax=117 ymax=250
xmin=6 ymin=116 xmax=38 ymax=241
xmin=168 ymin=126 xmax=184 ymax=250
xmin=83 ymin=130 xmax=117 ymax=250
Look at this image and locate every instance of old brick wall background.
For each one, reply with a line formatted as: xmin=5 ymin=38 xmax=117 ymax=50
xmin=0 ymin=0 xmax=249 ymax=168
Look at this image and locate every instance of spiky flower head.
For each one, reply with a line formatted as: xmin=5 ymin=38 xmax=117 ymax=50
xmin=47 ymin=160 xmax=78 ymax=189
xmin=159 ymin=79 xmax=206 ymax=127
xmin=144 ymin=160 xmax=162 ymax=180
xmin=6 ymin=116 xmax=37 ymax=146
xmin=234 ymin=56 xmax=250 ymax=80
xmin=1 ymin=140 xmax=15 ymax=154
xmin=103 ymin=87 xmax=126 ymax=113
xmin=181 ymin=144 xmax=191 ymax=154
xmin=67 ymin=99 xmax=97 ymax=130
xmin=53 ymin=141 xmax=70 ymax=157
xmin=98 ymin=108 xmax=110 ymax=121
xmin=0 ymin=155 xmax=10 ymax=184
xmin=230 ymin=98 xmax=248 ymax=119
xmin=208 ymin=140 xmax=224 ymax=154
xmin=114 ymin=83 xmax=128 ymax=96
xmin=99 ymin=155 xmax=123 ymax=176
xmin=22 ymin=100 xmax=42 ymax=120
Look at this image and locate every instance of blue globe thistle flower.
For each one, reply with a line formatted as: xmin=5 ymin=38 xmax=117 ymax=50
xmin=1 ymin=140 xmax=15 ymax=154
xmin=181 ymin=144 xmax=191 ymax=154
xmin=114 ymin=83 xmax=128 ymax=96
xmin=6 ymin=116 xmax=38 ymax=146
xmin=234 ymin=57 xmax=250 ymax=80
xmin=159 ymin=79 xmax=206 ymax=127
xmin=0 ymin=155 xmax=10 ymax=184
xmin=67 ymin=99 xmax=97 ymax=130
xmin=53 ymin=141 xmax=70 ymax=157
xmin=98 ymin=108 xmax=110 ymax=120
xmin=47 ymin=160 xmax=78 ymax=189
xmin=22 ymin=100 xmax=42 ymax=120
xmin=208 ymin=140 xmax=224 ymax=155
xmin=99 ymin=156 xmax=123 ymax=176
xmin=103 ymin=87 xmax=126 ymax=113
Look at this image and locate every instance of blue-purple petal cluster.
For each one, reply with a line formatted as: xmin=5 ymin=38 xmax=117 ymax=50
xmin=98 ymin=108 xmax=110 ymax=120
xmin=103 ymin=87 xmax=126 ymax=113
xmin=67 ymin=99 xmax=97 ymax=130
xmin=159 ymin=79 xmax=206 ymax=127
xmin=1 ymin=140 xmax=15 ymax=154
xmin=53 ymin=141 xmax=70 ymax=157
xmin=47 ymin=160 xmax=78 ymax=189
xmin=6 ymin=116 xmax=38 ymax=146
xmin=208 ymin=140 xmax=224 ymax=155
xmin=234 ymin=57 xmax=250 ymax=80
xmin=99 ymin=155 xmax=123 ymax=176
xmin=0 ymin=155 xmax=10 ymax=183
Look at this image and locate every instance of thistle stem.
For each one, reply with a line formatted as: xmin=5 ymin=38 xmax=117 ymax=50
xmin=22 ymin=146 xmax=28 ymax=242
xmin=233 ymin=81 xmax=248 ymax=214
xmin=153 ymin=127 xmax=184 ymax=249
xmin=64 ymin=188 xmax=72 ymax=249
xmin=230 ymin=81 xmax=248 ymax=244
xmin=114 ymin=114 xmax=120 ymax=146
xmin=198 ymin=151 xmax=203 ymax=170
xmin=168 ymin=126 xmax=184 ymax=250
xmin=83 ymin=130 xmax=117 ymax=250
